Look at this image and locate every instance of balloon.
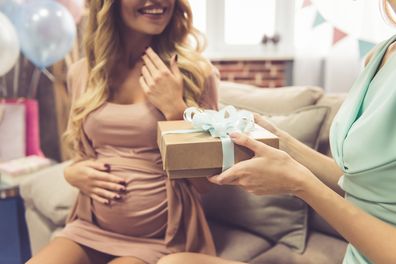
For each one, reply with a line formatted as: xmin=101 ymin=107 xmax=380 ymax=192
xmin=0 ymin=12 xmax=20 ymax=76
xmin=0 ymin=0 xmax=30 ymax=22
xmin=15 ymin=1 xmax=76 ymax=69
xmin=56 ymin=0 xmax=85 ymax=23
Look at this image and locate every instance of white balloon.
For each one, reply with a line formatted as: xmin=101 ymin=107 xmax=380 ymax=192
xmin=0 ymin=12 xmax=20 ymax=76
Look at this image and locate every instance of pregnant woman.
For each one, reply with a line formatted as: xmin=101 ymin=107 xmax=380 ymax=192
xmin=27 ymin=0 xmax=218 ymax=263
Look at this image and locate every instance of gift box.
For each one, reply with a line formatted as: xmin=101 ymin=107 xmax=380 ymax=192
xmin=157 ymin=120 xmax=279 ymax=179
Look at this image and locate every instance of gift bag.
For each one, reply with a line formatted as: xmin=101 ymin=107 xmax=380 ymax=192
xmin=0 ymin=102 xmax=26 ymax=161
xmin=0 ymin=98 xmax=43 ymax=158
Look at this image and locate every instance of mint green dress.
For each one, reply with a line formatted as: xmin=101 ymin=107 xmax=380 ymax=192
xmin=330 ymin=34 xmax=396 ymax=264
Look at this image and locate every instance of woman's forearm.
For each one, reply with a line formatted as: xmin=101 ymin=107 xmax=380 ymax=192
xmin=280 ymin=131 xmax=344 ymax=195
xmin=296 ymin=177 xmax=396 ymax=264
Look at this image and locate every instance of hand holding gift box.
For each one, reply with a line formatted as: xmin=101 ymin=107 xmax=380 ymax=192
xmin=157 ymin=106 xmax=279 ymax=179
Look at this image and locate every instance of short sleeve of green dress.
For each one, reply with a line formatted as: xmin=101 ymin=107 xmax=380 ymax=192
xmin=330 ymin=34 xmax=396 ymax=264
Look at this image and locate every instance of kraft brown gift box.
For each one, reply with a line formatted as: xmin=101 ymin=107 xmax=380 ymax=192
xmin=157 ymin=120 xmax=279 ymax=179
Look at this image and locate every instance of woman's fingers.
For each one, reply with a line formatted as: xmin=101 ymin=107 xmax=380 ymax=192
xmin=145 ymin=47 xmax=169 ymax=72
xmin=90 ymin=194 xmax=110 ymax=205
xmin=208 ymin=164 xmax=243 ymax=185
xmin=253 ymin=113 xmax=278 ymax=134
xmin=91 ymin=170 xmax=126 ymax=184
xmin=80 ymin=160 xmax=108 ymax=171
xmin=92 ymin=187 xmax=121 ymax=201
xmin=142 ymin=54 xmax=159 ymax=77
xmin=141 ymin=66 xmax=154 ymax=87
xmin=170 ymin=54 xmax=181 ymax=77
xmin=229 ymin=132 xmax=270 ymax=155
xmin=95 ymin=180 xmax=126 ymax=193
xmin=139 ymin=75 xmax=150 ymax=94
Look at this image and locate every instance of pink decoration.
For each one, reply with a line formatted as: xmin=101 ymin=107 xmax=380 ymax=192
xmin=332 ymin=27 xmax=348 ymax=45
xmin=302 ymin=0 xmax=312 ymax=8
xmin=4 ymin=98 xmax=44 ymax=157
xmin=56 ymin=0 xmax=85 ymax=24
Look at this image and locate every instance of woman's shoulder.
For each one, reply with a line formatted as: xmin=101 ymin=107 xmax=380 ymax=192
xmin=67 ymin=58 xmax=89 ymax=101
xmin=364 ymin=36 xmax=396 ymax=66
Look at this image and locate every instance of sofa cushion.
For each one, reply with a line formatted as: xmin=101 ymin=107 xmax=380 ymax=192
xmin=315 ymin=93 xmax=347 ymax=155
xmin=208 ymin=220 xmax=272 ymax=262
xmin=203 ymin=105 xmax=330 ymax=254
xmin=203 ymin=188 xmax=308 ymax=253
xmin=250 ymin=231 xmax=348 ymax=264
xmin=266 ymin=105 xmax=330 ymax=149
xmin=20 ymin=161 xmax=78 ymax=225
xmin=218 ymin=81 xmax=324 ymax=114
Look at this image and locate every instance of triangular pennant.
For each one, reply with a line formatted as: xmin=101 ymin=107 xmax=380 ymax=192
xmin=302 ymin=0 xmax=312 ymax=8
xmin=358 ymin=40 xmax=376 ymax=59
xmin=332 ymin=27 xmax=348 ymax=45
xmin=312 ymin=12 xmax=326 ymax=28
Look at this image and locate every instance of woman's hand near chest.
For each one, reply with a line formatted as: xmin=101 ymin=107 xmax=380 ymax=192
xmin=140 ymin=47 xmax=187 ymax=120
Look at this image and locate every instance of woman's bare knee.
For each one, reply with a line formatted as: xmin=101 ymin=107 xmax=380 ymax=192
xmin=158 ymin=253 xmax=245 ymax=264
xmin=26 ymin=237 xmax=110 ymax=264
xmin=108 ymin=256 xmax=146 ymax=264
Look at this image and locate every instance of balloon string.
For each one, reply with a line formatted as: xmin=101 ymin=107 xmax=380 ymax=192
xmin=13 ymin=57 xmax=20 ymax=98
xmin=30 ymin=68 xmax=41 ymax=99
xmin=0 ymin=76 xmax=7 ymax=98
xmin=42 ymin=68 xmax=56 ymax=82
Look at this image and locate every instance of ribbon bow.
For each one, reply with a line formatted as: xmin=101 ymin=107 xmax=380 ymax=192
xmin=183 ymin=105 xmax=255 ymax=138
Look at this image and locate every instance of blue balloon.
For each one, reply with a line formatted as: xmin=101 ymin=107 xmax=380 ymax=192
xmin=0 ymin=0 xmax=20 ymax=20
xmin=15 ymin=1 xmax=76 ymax=69
xmin=0 ymin=0 xmax=29 ymax=23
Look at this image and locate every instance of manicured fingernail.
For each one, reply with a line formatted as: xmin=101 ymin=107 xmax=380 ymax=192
xmin=104 ymin=200 xmax=110 ymax=205
xmin=104 ymin=164 xmax=111 ymax=172
xmin=120 ymin=181 xmax=127 ymax=186
xmin=114 ymin=194 xmax=121 ymax=200
xmin=119 ymin=187 xmax=126 ymax=192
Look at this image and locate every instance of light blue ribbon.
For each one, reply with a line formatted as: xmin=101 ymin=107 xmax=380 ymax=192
xmin=163 ymin=106 xmax=255 ymax=171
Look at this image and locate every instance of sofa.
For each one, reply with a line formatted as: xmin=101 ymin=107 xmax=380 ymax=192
xmin=20 ymin=81 xmax=348 ymax=263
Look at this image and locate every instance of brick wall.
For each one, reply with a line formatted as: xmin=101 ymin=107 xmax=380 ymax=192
xmin=211 ymin=60 xmax=293 ymax=88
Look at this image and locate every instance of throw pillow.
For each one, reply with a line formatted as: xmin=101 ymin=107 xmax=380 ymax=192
xmin=265 ymin=105 xmax=330 ymax=149
xmin=19 ymin=161 xmax=78 ymax=225
xmin=203 ymin=105 xmax=330 ymax=254
xmin=218 ymin=81 xmax=324 ymax=114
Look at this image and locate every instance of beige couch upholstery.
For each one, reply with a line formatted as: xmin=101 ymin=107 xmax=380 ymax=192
xmin=20 ymin=81 xmax=348 ymax=263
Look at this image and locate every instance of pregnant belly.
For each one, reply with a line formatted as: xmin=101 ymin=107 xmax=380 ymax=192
xmin=92 ymin=159 xmax=168 ymax=238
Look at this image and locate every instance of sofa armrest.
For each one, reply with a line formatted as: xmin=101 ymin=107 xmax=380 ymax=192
xmin=19 ymin=161 xmax=78 ymax=226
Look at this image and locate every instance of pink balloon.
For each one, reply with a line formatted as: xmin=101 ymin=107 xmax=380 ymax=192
xmin=56 ymin=0 xmax=85 ymax=23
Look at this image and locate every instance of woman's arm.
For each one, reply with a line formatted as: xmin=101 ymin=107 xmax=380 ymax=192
xmin=281 ymin=130 xmax=344 ymax=195
xmin=298 ymin=176 xmax=396 ymax=264
xmin=210 ymin=133 xmax=396 ymax=264
xmin=255 ymin=115 xmax=344 ymax=195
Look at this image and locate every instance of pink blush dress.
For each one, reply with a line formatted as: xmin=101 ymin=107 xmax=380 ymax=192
xmin=58 ymin=101 xmax=171 ymax=263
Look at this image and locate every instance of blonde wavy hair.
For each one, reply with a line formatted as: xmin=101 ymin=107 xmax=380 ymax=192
xmin=65 ymin=0 xmax=212 ymax=158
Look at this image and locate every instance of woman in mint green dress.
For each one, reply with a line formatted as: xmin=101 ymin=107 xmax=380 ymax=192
xmin=159 ymin=1 xmax=396 ymax=264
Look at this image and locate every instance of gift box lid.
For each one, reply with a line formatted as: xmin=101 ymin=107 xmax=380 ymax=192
xmin=157 ymin=120 xmax=279 ymax=171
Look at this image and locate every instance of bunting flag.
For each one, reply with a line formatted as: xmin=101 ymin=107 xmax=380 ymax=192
xmin=302 ymin=0 xmax=313 ymax=8
xmin=305 ymin=0 xmax=378 ymax=60
xmin=332 ymin=27 xmax=348 ymax=45
xmin=312 ymin=12 xmax=326 ymax=28
xmin=358 ymin=40 xmax=376 ymax=59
